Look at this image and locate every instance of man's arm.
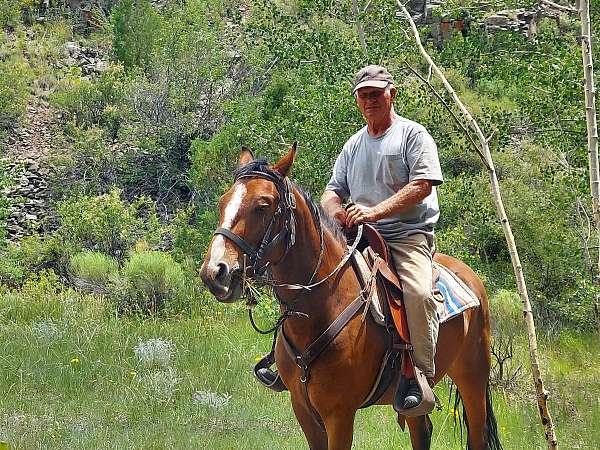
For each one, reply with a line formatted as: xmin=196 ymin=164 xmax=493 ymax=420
xmin=321 ymin=190 xmax=348 ymax=227
xmin=345 ymin=179 xmax=432 ymax=228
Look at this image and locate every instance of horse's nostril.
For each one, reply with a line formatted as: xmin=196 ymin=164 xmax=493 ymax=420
xmin=215 ymin=262 xmax=229 ymax=282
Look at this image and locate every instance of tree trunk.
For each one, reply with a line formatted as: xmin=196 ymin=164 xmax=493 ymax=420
xmin=579 ymin=0 xmax=600 ymax=336
xmin=352 ymin=0 xmax=368 ymax=59
xmin=395 ymin=2 xmax=558 ymax=448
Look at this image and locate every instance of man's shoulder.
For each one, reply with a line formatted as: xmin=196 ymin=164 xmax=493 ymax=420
xmin=393 ymin=116 xmax=429 ymax=136
xmin=342 ymin=125 xmax=368 ymax=152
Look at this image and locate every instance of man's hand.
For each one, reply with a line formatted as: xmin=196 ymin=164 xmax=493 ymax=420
xmin=346 ymin=204 xmax=380 ymax=228
xmin=332 ymin=208 xmax=348 ymax=228
xmin=321 ymin=190 xmax=348 ymax=228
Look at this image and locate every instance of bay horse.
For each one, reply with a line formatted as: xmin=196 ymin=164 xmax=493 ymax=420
xmin=200 ymin=146 xmax=502 ymax=450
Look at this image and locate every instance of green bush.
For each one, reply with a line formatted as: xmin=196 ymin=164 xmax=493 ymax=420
xmin=110 ymin=0 xmax=160 ymax=72
xmin=168 ymin=206 xmax=207 ymax=263
xmin=0 ymin=235 xmax=65 ymax=287
xmin=69 ymin=251 xmax=119 ymax=292
xmin=0 ymin=0 xmax=21 ymax=29
xmin=49 ymin=124 xmax=119 ymax=197
xmin=57 ymin=189 xmax=160 ymax=258
xmin=120 ymin=250 xmax=188 ymax=314
xmin=0 ymin=52 xmax=32 ymax=132
xmin=50 ymin=65 xmax=128 ymax=128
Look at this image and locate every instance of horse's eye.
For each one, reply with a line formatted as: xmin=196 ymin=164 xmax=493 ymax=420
xmin=255 ymin=204 xmax=269 ymax=213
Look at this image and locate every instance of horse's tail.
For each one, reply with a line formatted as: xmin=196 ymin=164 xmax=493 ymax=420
xmin=483 ymin=385 xmax=503 ymax=450
xmin=450 ymin=382 xmax=503 ymax=450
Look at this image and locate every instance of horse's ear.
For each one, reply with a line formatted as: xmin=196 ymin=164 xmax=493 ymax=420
xmin=238 ymin=146 xmax=254 ymax=166
xmin=273 ymin=142 xmax=297 ymax=177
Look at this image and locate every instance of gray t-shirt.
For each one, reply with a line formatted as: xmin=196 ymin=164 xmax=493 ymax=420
xmin=325 ymin=117 xmax=443 ymax=242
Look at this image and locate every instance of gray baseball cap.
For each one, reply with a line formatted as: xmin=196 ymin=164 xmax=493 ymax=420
xmin=352 ymin=65 xmax=394 ymax=94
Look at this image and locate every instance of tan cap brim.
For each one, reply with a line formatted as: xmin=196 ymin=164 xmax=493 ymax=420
xmin=352 ymin=80 xmax=389 ymax=94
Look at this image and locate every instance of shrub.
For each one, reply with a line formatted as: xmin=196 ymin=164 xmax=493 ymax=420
xmin=168 ymin=206 xmax=207 ymax=263
xmin=110 ymin=0 xmax=160 ymax=72
xmin=489 ymin=290 xmax=525 ymax=388
xmin=0 ymin=53 xmax=32 ymax=132
xmin=0 ymin=0 xmax=21 ymax=29
xmin=0 ymin=235 xmax=65 ymax=287
xmin=50 ymin=66 xmax=127 ymax=128
xmin=120 ymin=250 xmax=187 ymax=313
xmin=49 ymin=125 xmax=119 ymax=197
xmin=69 ymin=251 xmax=119 ymax=292
xmin=57 ymin=189 xmax=160 ymax=258
xmin=134 ymin=337 xmax=176 ymax=369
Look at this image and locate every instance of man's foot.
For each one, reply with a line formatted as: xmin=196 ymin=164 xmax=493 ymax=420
xmin=403 ymin=378 xmax=422 ymax=409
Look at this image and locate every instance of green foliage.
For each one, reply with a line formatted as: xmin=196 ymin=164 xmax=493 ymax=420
xmin=49 ymin=124 xmax=122 ymax=197
xmin=0 ymin=235 xmax=65 ymax=287
xmin=70 ymin=251 xmax=119 ymax=289
xmin=57 ymin=189 xmax=160 ymax=258
xmin=110 ymin=0 xmax=160 ymax=71
xmin=119 ymin=250 xmax=188 ymax=313
xmin=168 ymin=206 xmax=207 ymax=263
xmin=50 ymin=65 xmax=128 ymax=129
xmin=0 ymin=49 xmax=32 ymax=132
xmin=0 ymin=0 xmax=25 ymax=29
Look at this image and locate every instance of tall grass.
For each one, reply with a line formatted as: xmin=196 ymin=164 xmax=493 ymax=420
xmin=0 ymin=286 xmax=597 ymax=449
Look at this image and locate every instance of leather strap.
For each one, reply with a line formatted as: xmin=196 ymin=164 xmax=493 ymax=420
xmin=214 ymin=227 xmax=258 ymax=263
xmin=279 ymin=291 xmax=369 ymax=430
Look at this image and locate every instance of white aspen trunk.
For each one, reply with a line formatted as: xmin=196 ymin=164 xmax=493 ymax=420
xmin=579 ymin=0 xmax=600 ymax=275
xmin=352 ymin=0 xmax=369 ymax=58
xmin=396 ymin=2 xmax=558 ymax=448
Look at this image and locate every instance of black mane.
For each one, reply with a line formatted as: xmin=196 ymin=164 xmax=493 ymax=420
xmin=234 ymin=158 xmax=346 ymax=244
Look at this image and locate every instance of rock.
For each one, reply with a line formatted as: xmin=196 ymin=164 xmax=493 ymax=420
xmin=94 ymin=60 xmax=108 ymax=73
xmin=486 ymin=15 xmax=511 ymax=26
xmin=65 ymin=41 xmax=81 ymax=57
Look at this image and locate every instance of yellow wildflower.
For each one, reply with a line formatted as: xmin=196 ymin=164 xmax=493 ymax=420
xmin=128 ymin=369 xmax=137 ymax=378
xmin=448 ymin=406 xmax=460 ymax=419
xmin=70 ymin=357 xmax=80 ymax=367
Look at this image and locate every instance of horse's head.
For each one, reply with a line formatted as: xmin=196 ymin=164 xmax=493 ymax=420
xmin=199 ymin=144 xmax=297 ymax=302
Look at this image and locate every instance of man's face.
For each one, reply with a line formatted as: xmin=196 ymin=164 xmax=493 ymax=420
xmin=355 ymin=85 xmax=396 ymax=121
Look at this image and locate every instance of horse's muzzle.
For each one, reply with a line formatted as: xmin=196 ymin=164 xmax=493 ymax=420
xmin=199 ymin=260 xmax=242 ymax=303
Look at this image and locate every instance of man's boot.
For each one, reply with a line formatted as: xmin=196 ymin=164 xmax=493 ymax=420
xmin=403 ymin=377 xmax=422 ymax=409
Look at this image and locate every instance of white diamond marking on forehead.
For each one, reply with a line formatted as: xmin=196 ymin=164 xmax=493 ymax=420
xmin=208 ymin=183 xmax=247 ymax=265
xmin=222 ymin=183 xmax=247 ymax=229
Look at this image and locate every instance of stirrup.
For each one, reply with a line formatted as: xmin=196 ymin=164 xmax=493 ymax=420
xmin=393 ymin=369 xmax=435 ymax=417
xmin=254 ymin=353 xmax=287 ymax=392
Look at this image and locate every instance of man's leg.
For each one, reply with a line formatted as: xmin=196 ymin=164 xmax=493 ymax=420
xmin=387 ymin=234 xmax=438 ymax=379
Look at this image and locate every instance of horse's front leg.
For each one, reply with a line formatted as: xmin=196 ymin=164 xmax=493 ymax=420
xmin=290 ymin=392 xmax=328 ymax=450
xmin=406 ymin=415 xmax=433 ymax=450
xmin=322 ymin=409 xmax=357 ymax=450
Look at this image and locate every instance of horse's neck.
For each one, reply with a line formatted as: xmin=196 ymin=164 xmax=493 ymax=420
xmin=271 ymin=191 xmax=361 ymax=347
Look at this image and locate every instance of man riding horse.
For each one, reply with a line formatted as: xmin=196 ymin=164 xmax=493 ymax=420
xmin=321 ymin=65 xmax=442 ymax=409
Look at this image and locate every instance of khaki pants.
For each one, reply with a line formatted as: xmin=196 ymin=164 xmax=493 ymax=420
xmin=387 ymin=234 xmax=438 ymax=378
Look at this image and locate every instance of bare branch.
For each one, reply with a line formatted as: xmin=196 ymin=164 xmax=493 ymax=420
xmin=396 ymin=1 xmax=558 ymax=447
xmin=402 ymin=60 xmax=492 ymax=171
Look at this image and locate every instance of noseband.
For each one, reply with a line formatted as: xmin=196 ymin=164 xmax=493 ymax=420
xmin=213 ymin=170 xmax=298 ymax=277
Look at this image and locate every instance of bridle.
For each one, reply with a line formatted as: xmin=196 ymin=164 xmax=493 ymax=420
xmin=213 ymin=169 xmax=303 ymax=279
xmin=213 ymin=168 xmax=362 ymax=298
